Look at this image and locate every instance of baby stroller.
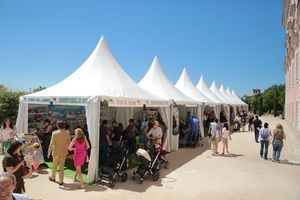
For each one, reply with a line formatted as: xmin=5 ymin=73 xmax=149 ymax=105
xmin=147 ymin=143 xmax=170 ymax=169
xmin=99 ymin=142 xmax=129 ymax=188
xmin=132 ymin=148 xmax=160 ymax=184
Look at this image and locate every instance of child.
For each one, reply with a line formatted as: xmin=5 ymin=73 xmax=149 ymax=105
xmin=222 ymin=123 xmax=231 ymax=155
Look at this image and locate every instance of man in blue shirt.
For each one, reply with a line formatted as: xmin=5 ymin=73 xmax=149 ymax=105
xmin=191 ymin=117 xmax=200 ymax=148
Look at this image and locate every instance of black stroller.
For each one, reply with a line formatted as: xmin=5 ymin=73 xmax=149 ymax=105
xmin=132 ymin=148 xmax=160 ymax=184
xmin=99 ymin=142 xmax=129 ymax=187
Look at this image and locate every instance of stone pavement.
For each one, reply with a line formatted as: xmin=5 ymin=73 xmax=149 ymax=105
xmin=1 ymin=115 xmax=300 ymax=200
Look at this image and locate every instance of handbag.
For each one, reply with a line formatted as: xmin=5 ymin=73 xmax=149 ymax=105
xmin=21 ymin=165 xmax=30 ymax=176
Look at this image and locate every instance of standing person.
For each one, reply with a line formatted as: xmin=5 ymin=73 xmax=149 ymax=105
xmin=271 ymin=124 xmax=286 ymax=162
xmin=0 ymin=172 xmax=29 ymax=200
xmin=0 ymin=119 xmax=16 ymax=154
xmin=2 ymin=141 xmax=26 ymax=193
xmin=99 ymin=120 xmax=110 ymax=167
xmin=111 ymin=120 xmax=122 ymax=148
xmin=147 ymin=121 xmax=163 ymax=146
xmin=191 ymin=117 xmax=200 ymax=148
xmin=48 ymin=121 xmax=70 ymax=186
xmin=124 ymin=119 xmax=137 ymax=154
xmin=68 ymin=128 xmax=90 ymax=189
xmin=208 ymin=119 xmax=219 ymax=155
xmin=252 ymin=116 xmax=262 ymax=143
xmin=248 ymin=114 xmax=254 ymax=132
xmin=259 ymin=123 xmax=272 ymax=160
xmin=42 ymin=119 xmax=52 ymax=160
xmin=221 ymin=123 xmax=231 ymax=155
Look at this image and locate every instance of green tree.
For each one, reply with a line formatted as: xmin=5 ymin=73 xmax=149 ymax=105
xmin=0 ymin=90 xmax=25 ymax=123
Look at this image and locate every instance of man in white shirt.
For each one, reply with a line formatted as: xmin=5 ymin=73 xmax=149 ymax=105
xmin=0 ymin=172 xmax=29 ymax=200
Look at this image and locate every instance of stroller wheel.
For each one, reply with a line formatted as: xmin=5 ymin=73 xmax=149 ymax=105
xmin=152 ymin=172 xmax=159 ymax=181
xmin=164 ymin=161 xmax=170 ymax=169
xmin=109 ymin=182 xmax=115 ymax=188
xmin=138 ymin=178 xmax=143 ymax=184
xmin=121 ymin=172 xmax=128 ymax=182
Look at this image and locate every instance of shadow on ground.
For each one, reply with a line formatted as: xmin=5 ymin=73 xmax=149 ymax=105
xmin=103 ymin=138 xmax=211 ymax=193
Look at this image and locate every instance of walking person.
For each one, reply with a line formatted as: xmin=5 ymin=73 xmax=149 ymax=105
xmin=252 ymin=116 xmax=262 ymax=143
xmin=271 ymin=124 xmax=286 ymax=162
xmin=48 ymin=121 xmax=70 ymax=186
xmin=0 ymin=119 xmax=16 ymax=154
xmin=259 ymin=123 xmax=272 ymax=160
xmin=221 ymin=123 xmax=231 ymax=155
xmin=248 ymin=114 xmax=254 ymax=132
xmin=208 ymin=119 xmax=219 ymax=155
xmin=68 ymin=128 xmax=90 ymax=189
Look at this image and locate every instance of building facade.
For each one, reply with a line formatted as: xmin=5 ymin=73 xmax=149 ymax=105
xmin=282 ymin=0 xmax=300 ymax=136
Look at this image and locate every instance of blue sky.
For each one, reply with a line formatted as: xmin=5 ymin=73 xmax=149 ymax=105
xmin=0 ymin=0 xmax=285 ymax=96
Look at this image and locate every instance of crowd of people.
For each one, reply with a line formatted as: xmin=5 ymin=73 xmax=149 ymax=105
xmin=178 ymin=111 xmax=201 ymax=148
xmin=99 ymin=116 xmax=166 ymax=168
xmin=0 ymin=109 xmax=289 ymax=197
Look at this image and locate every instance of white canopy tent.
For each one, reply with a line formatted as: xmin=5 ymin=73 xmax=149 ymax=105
xmin=219 ymin=84 xmax=239 ymax=105
xmin=16 ymin=36 xmax=170 ymax=182
xmin=175 ymin=68 xmax=216 ymax=137
xmin=196 ymin=75 xmax=226 ymax=120
xmin=139 ymin=57 xmax=198 ymax=150
xmin=231 ymin=89 xmax=248 ymax=110
xmin=175 ymin=68 xmax=214 ymax=104
xmin=210 ymin=81 xmax=232 ymax=122
xmin=196 ymin=75 xmax=225 ymax=104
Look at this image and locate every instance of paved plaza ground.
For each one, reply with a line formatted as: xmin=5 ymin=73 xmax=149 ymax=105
xmin=1 ymin=115 xmax=300 ymax=200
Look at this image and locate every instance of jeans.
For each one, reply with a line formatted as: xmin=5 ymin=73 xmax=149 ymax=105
xmin=260 ymin=140 xmax=269 ymax=159
xmin=254 ymin=129 xmax=259 ymax=142
xmin=272 ymin=140 xmax=283 ymax=161
xmin=248 ymin=123 xmax=253 ymax=131
xmin=183 ymin=131 xmax=192 ymax=147
xmin=99 ymin=146 xmax=108 ymax=167
xmin=127 ymin=137 xmax=136 ymax=154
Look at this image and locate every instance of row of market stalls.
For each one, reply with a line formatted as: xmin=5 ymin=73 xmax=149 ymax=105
xmin=15 ymin=36 xmax=247 ymax=182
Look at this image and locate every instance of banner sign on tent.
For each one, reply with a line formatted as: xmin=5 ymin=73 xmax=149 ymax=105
xmin=107 ymin=98 xmax=170 ymax=107
xmin=25 ymin=97 xmax=88 ymax=106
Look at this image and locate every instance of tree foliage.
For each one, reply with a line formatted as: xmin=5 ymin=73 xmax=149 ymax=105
xmin=0 ymin=86 xmax=25 ymax=123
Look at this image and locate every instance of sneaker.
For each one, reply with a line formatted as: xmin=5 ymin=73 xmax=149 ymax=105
xmin=59 ymin=182 xmax=64 ymax=186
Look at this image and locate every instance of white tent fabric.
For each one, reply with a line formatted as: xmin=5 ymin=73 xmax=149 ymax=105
xmin=210 ymin=81 xmax=232 ymax=120
xmin=196 ymin=75 xmax=226 ymax=104
xmin=15 ymin=97 xmax=28 ymax=134
xmin=210 ymin=81 xmax=233 ymax=105
xmin=219 ymin=84 xmax=238 ymax=105
xmin=16 ymin=36 xmax=171 ymax=182
xmin=231 ymin=89 xmax=248 ymax=106
xmin=85 ymin=96 xmax=100 ymax=182
xmin=225 ymin=87 xmax=243 ymax=106
xmin=25 ymin=36 xmax=161 ymax=101
xmin=138 ymin=57 xmax=196 ymax=105
xmin=175 ymin=68 xmax=215 ymax=104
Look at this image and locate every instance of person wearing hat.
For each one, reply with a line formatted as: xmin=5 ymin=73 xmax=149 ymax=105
xmin=147 ymin=121 xmax=163 ymax=146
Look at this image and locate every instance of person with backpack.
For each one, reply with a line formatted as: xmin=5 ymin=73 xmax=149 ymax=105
xmin=259 ymin=123 xmax=272 ymax=160
xmin=253 ymin=116 xmax=262 ymax=143
xmin=271 ymin=124 xmax=286 ymax=162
